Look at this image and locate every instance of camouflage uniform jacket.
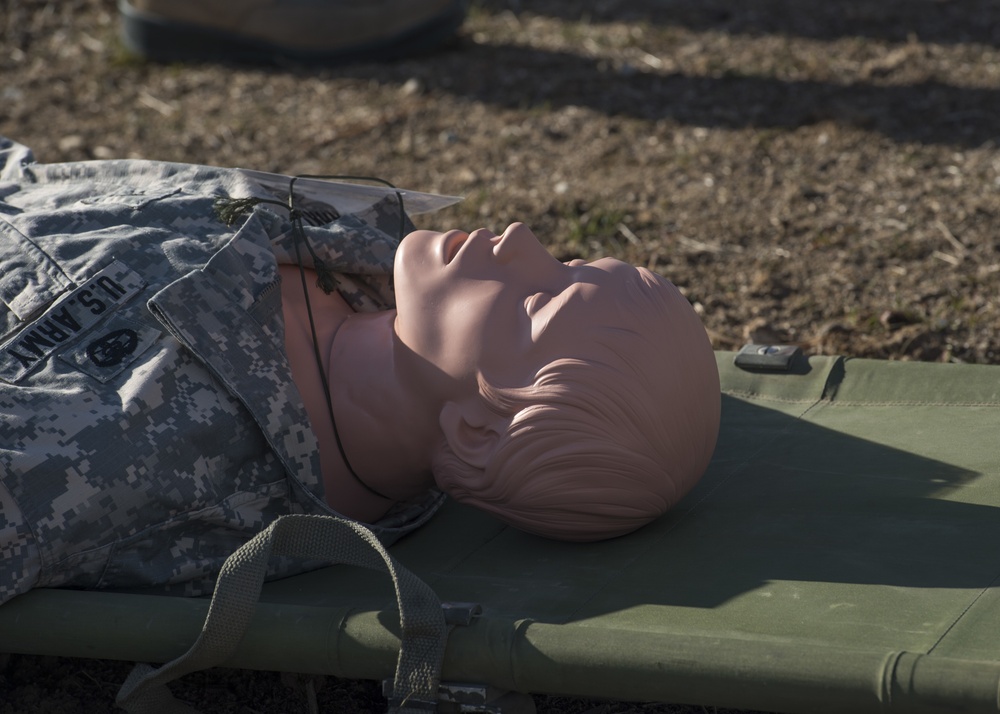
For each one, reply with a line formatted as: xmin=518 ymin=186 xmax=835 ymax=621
xmin=0 ymin=138 xmax=444 ymax=605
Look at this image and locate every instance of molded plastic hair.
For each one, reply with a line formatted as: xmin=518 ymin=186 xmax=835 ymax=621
xmin=432 ymin=268 xmax=721 ymax=541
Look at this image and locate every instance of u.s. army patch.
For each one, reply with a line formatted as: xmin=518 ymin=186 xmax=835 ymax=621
xmin=0 ymin=261 xmax=146 ymax=383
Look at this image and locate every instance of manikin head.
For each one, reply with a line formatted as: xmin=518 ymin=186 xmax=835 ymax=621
xmin=393 ymin=223 xmax=720 ymax=541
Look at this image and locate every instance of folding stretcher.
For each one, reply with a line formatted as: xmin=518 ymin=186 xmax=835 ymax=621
xmin=3 ymin=350 xmax=1000 ymax=713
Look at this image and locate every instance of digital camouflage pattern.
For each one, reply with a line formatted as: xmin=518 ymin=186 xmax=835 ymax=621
xmin=0 ymin=137 xmax=444 ymax=605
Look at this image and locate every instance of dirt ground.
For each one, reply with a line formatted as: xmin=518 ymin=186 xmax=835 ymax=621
xmin=2 ymin=0 xmax=1000 ymax=711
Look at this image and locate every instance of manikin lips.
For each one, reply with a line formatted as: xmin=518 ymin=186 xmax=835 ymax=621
xmin=441 ymin=225 xmax=510 ymax=264
xmin=442 ymin=230 xmax=470 ymax=264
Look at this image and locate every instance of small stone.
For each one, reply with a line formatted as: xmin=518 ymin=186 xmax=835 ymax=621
xmin=400 ymin=78 xmax=423 ymax=97
xmin=58 ymin=135 xmax=84 ymax=152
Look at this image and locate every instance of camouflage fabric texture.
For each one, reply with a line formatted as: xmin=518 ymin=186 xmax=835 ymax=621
xmin=0 ymin=137 xmax=444 ymax=605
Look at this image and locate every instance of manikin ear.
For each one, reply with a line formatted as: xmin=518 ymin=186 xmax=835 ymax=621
xmin=438 ymin=399 xmax=509 ymax=470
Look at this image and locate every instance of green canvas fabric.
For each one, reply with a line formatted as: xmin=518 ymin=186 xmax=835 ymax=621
xmin=3 ymin=351 xmax=1000 ymax=713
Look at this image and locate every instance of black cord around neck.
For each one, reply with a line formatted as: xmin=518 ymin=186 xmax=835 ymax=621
xmin=289 ymin=209 xmax=393 ymax=503
xmin=215 ymin=175 xmax=406 ymax=503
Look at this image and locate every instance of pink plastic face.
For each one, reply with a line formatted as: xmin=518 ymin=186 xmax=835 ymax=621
xmin=393 ymin=222 xmax=642 ymax=391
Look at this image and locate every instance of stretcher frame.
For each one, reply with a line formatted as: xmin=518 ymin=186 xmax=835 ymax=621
xmin=3 ymin=350 xmax=1000 ymax=713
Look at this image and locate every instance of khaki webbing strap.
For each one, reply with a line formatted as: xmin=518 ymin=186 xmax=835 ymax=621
xmin=115 ymin=514 xmax=448 ymax=714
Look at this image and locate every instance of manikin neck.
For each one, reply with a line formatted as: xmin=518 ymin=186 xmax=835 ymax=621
xmin=327 ymin=309 xmax=440 ymax=502
xmin=279 ymin=265 xmax=436 ymax=523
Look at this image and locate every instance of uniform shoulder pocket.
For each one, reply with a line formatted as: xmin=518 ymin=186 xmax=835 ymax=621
xmin=0 ymin=217 xmax=72 ymax=339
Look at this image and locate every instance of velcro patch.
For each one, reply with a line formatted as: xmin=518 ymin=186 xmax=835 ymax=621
xmin=60 ymin=314 xmax=162 ymax=383
xmin=0 ymin=261 xmax=145 ymax=383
